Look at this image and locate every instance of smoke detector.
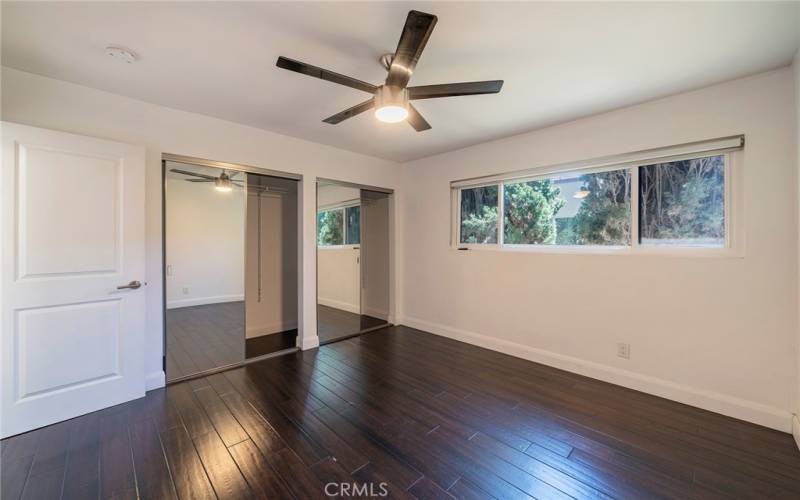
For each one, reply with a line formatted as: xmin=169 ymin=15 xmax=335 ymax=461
xmin=105 ymin=46 xmax=137 ymax=64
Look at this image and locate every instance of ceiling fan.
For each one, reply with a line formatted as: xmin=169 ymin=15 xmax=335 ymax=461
xmin=170 ymin=168 xmax=243 ymax=192
xmin=275 ymin=10 xmax=503 ymax=131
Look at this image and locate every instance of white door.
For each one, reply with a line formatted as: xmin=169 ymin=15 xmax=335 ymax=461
xmin=1 ymin=122 xmax=146 ymax=438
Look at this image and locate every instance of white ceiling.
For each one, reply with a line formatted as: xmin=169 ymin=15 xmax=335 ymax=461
xmin=3 ymin=2 xmax=799 ymax=162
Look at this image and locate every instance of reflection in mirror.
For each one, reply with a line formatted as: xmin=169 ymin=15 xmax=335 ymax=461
xmin=165 ymin=161 xmax=298 ymax=383
xmin=245 ymin=174 xmax=298 ymax=357
xmin=317 ymin=182 xmax=390 ymax=344
xmin=165 ymin=162 xmax=246 ymax=381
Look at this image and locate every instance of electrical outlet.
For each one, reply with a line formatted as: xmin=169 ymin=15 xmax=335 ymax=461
xmin=182 ymin=287 xmax=189 ymax=295
xmin=617 ymin=343 xmax=630 ymax=359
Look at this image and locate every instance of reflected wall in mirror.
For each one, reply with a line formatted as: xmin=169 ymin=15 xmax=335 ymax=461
xmin=245 ymin=174 xmax=298 ymax=358
xmin=165 ymin=161 xmax=298 ymax=382
xmin=165 ymin=162 xmax=246 ymax=381
xmin=316 ymin=181 xmax=390 ymax=344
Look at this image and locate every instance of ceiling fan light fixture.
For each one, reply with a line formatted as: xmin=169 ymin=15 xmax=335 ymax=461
xmin=374 ymin=85 xmax=409 ymax=123
xmin=215 ymin=173 xmax=233 ymax=192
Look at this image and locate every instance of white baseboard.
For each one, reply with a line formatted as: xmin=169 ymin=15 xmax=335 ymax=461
xmin=793 ymin=415 xmax=800 ymax=452
xmin=167 ymin=294 xmax=244 ymax=309
xmin=299 ymin=335 xmax=319 ymax=350
xmin=318 ymin=297 xmax=359 ymax=314
xmin=145 ymin=370 xmax=165 ymax=391
xmin=246 ymin=320 xmax=298 ymax=339
xmin=400 ymin=315 xmax=793 ymax=433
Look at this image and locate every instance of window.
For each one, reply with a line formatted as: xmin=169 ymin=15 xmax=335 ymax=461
xmin=346 ymin=206 xmax=361 ymax=245
xmin=317 ymin=205 xmax=360 ymax=246
xmin=460 ymin=185 xmax=498 ymax=244
xmin=453 ymin=151 xmax=731 ymax=253
xmin=317 ymin=209 xmax=344 ymax=246
xmin=503 ymin=169 xmax=631 ymax=246
xmin=638 ymin=155 xmax=724 ymax=247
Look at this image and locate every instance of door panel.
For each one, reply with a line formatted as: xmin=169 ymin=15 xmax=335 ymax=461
xmin=18 ymin=145 xmax=121 ymax=278
xmin=1 ymin=122 xmax=146 ymax=438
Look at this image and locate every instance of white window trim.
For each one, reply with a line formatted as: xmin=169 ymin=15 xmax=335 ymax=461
xmin=451 ymin=149 xmax=743 ymax=258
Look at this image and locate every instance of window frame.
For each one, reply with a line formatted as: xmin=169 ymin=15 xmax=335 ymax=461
xmin=451 ymin=151 xmax=740 ymax=257
xmin=317 ymin=201 xmax=361 ymax=249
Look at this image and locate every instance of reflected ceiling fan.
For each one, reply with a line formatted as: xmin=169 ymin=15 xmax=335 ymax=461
xmin=275 ymin=10 xmax=503 ymax=131
xmin=170 ymin=168 xmax=242 ymax=192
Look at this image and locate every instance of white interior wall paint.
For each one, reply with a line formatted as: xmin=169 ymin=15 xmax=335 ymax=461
xmin=793 ymin=49 xmax=800 ymax=448
xmin=245 ymin=190 xmax=298 ymax=338
xmin=165 ymin=174 xmax=244 ymax=309
xmin=318 ymin=249 xmax=361 ymax=313
xmin=400 ymin=67 xmax=798 ymax=432
xmin=0 ymin=67 xmax=404 ymax=389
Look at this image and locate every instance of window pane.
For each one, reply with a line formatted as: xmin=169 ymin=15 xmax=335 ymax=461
xmin=317 ymin=209 xmax=343 ymax=246
xmin=504 ymin=169 xmax=631 ymax=245
xmin=345 ymin=206 xmax=360 ymax=245
xmin=639 ymin=155 xmax=724 ymax=247
xmin=460 ymin=185 xmax=498 ymax=244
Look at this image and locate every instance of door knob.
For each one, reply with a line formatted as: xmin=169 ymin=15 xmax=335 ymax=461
xmin=117 ymin=280 xmax=142 ymax=290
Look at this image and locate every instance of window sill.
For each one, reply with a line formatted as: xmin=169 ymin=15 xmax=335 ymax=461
xmin=451 ymin=244 xmax=743 ymax=258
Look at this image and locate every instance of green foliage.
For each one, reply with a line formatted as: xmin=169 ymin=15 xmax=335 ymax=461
xmin=572 ymin=170 xmax=631 ymax=245
xmin=639 ymin=155 xmax=724 ymax=243
xmin=460 ymin=186 xmax=498 ymax=243
xmin=503 ymin=180 xmax=566 ymax=244
xmin=317 ymin=209 xmax=343 ymax=246
xmin=461 ymin=205 xmax=498 ymax=243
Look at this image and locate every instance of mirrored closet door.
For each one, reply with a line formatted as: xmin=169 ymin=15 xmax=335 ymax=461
xmin=164 ymin=159 xmax=298 ymax=382
xmin=316 ymin=181 xmax=391 ymax=344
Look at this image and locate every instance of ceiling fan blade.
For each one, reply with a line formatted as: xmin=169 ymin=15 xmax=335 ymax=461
xmin=185 ymin=179 xmax=215 ymax=182
xmin=409 ymin=80 xmax=504 ymax=100
xmin=276 ymin=57 xmax=377 ymax=94
xmin=323 ymin=98 xmax=375 ymax=124
xmin=407 ymin=103 xmax=431 ymax=132
xmin=385 ymin=10 xmax=437 ymax=88
xmin=171 ymin=168 xmax=217 ymax=180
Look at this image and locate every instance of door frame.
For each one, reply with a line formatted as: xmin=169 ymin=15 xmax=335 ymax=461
xmin=161 ymin=153 xmax=302 ymax=384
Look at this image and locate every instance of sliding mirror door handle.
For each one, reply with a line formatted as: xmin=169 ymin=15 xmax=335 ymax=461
xmin=117 ymin=280 xmax=142 ymax=290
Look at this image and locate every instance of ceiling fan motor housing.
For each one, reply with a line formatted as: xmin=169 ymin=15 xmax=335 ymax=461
xmin=375 ymin=85 xmax=408 ymax=109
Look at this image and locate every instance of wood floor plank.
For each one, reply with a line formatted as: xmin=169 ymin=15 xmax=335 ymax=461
xmin=228 ymin=439 xmax=294 ymax=499
xmin=191 ymin=430 xmax=253 ymax=499
xmin=98 ymin=409 xmax=137 ymax=500
xmin=130 ymin=418 xmax=177 ymax=499
xmin=193 ymin=386 xmax=249 ymax=447
xmin=159 ymin=426 xmax=216 ymax=500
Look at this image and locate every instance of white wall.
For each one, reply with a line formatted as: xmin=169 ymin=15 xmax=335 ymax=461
xmin=400 ymin=67 xmax=798 ymax=432
xmin=0 ymin=67 xmax=404 ymax=389
xmin=793 ymin=49 xmax=800 ymax=446
xmin=318 ymin=248 xmax=361 ymax=313
xmin=165 ymin=171 xmax=244 ymax=308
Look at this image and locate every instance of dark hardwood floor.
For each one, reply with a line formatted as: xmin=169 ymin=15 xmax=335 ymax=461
xmin=166 ymin=301 xmax=245 ymax=381
xmin=317 ymin=304 xmax=387 ymax=344
xmin=3 ymin=325 xmax=800 ymax=499
xmin=167 ymin=302 xmax=298 ymax=381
